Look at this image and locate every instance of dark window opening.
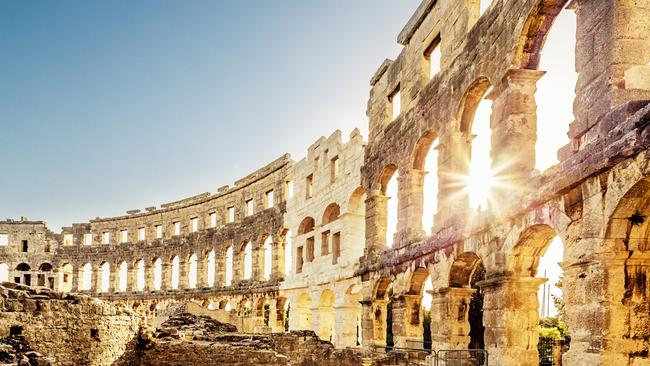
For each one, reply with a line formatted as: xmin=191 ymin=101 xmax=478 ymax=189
xmin=10 ymin=326 xmax=22 ymax=336
xmin=21 ymin=240 xmax=28 ymax=252
xmin=90 ymin=328 xmax=100 ymax=341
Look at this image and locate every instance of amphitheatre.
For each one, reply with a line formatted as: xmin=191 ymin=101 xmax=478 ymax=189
xmin=2 ymin=0 xmax=650 ymax=365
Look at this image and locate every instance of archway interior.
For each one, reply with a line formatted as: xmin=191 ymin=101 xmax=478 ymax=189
xmin=100 ymin=262 xmax=110 ymax=293
xmin=225 ymin=247 xmax=233 ymax=286
xmin=534 ymin=6 xmax=576 ymax=172
xmin=386 ymin=172 xmax=398 ymax=248
xmin=207 ymin=250 xmax=216 ymax=287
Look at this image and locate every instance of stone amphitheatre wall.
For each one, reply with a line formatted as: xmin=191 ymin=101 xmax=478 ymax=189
xmin=2 ymin=1 xmax=650 ymax=365
xmin=0 ymin=283 xmax=142 ymax=366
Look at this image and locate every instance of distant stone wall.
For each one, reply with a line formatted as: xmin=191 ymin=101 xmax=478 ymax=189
xmin=0 ymin=282 xmax=142 ymax=366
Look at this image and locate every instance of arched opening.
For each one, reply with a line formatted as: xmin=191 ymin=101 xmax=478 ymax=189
xmin=188 ymin=253 xmax=198 ymax=289
xmin=15 ymin=263 xmax=30 ymax=271
xmin=263 ymin=236 xmax=273 ymax=280
xmin=373 ymin=277 xmax=394 ymax=349
xmin=448 ymin=253 xmax=486 ymax=351
xmin=0 ymin=263 xmax=8 ymax=282
xmin=380 ymin=165 xmax=399 ymax=248
xmin=39 ymin=263 xmax=53 ymax=272
xmin=170 ymin=255 xmax=180 ymax=289
xmin=318 ymin=290 xmax=336 ymax=342
xmin=80 ymin=263 xmax=92 ymax=291
xmin=152 ymin=258 xmax=162 ymax=290
xmin=344 ymin=284 xmax=363 ymax=347
xmin=600 ymin=177 xmax=650 ymax=364
xmin=459 ymin=78 xmax=494 ymax=212
xmin=136 ymin=259 xmax=145 ymax=291
xmin=413 ymin=131 xmax=439 ymax=236
xmin=242 ymin=241 xmax=253 ymax=280
xmin=295 ymin=293 xmax=312 ymax=330
xmin=322 ymin=203 xmax=341 ymax=225
xmin=207 ymin=250 xmax=216 ymax=287
xmin=284 ymin=230 xmax=293 ymax=276
xmin=511 ymin=225 xmax=566 ymax=364
xmin=407 ymin=267 xmax=433 ymax=350
xmin=118 ymin=261 xmax=128 ymax=292
xmin=276 ymin=297 xmax=289 ymax=331
xmin=100 ymin=262 xmax=110 ymax=293
xmin=517 ymin=1 xmax=575 ymax=172
xmin=298 ymin=217 xmax=315 ymax=235
xmin=15 ymin=263 xmax=32 ymax=286
xmin=225 ymin=246 xmax=233 ymax=286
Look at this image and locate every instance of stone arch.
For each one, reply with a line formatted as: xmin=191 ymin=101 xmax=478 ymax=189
xmin=262 ymin=236 xmax=273 ymax=280
xmin=510 ymin=224 xmax=559 ymax=277
xmin=241 ymin=241 xmax=253 ymax=280
xmin=412 ymin=130 xmax=438 ymax=170
xmin=449 ymin=252 xmax=483 ymax=288
xmin=206 ymin=250 xmax=216 ymax=287
xmin=378 ymin=164 xmax=398 ymax=195
xmin=39 ymin=263 xmax=53 ymax=272
xmin=514 ymin=0 xmax=571 ymax=70
xmin=170 ymin=255 xmax=180 ymax=289
xmin=348 ymin=187 xmax=366 ymax=215
xmin=322 ymin=203 xmax=341 ymax=225
xmin=457 ymin=77 xmax=492 ymax=135
xmin=151 ymin=258 xmax=162 ymax=291
xmin=80 ymin=262 xmax=92 ymax=291
xmin=135 ymin=259 xmax=146 ymax=291
xmin=317 ymin=289 xmax=336 ymax=341
xmin=298 ymin=217 xmax=315 ymax=235
xmin=15 ymin=263 xmax=31 ymax=271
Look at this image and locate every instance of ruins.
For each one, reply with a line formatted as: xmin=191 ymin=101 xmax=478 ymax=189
xmin=2 ymin=0 xmax=650 ymax=365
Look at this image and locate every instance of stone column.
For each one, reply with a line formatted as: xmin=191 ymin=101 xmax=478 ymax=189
xmin=489 ymin=69 xmax=545 ymax=210
xmin=479 ymin=275 xmax=546 ymax=366
xmin=391 ymin=294 xmax=425 ymax=349
xmin=396 ymin=169 xmax=427 ymax=244
xmin=108 ymin=267 xmax=117 ymax=294
xmin=128 ymin=266 xmax=138 ymax=292
xmin=273 ymin=236 xmax=285 ymax=281
xmin=361 ymin=299 xmax=388 ymax=348
xmin=429 ymin=287 xmax=475 ymax=350
xmin=178 ymin=256 xmax=188 ymax=289
xmin=334 ymin=303 xmax=362 ymax=348
xmin=365 ymin=186 xmax=388 ymax=259
xmin=197 ymin=254 xmax=208 ymax=288
xmin=252 ymin=245 xmax=263 ymax=282
xmin=93 ymin=266 xmax=103 ymax=294
xmin=160 ymin=262 xmax=170 ymax=291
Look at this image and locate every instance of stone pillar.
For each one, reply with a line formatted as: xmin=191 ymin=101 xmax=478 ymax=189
xmin=108 ymin=267 xmax=118 ymax=294
xmin=128 ymin=266 xmax=138 ymax=292
xmin=396 ymin=169 xmax=426 ymax=244
xmin=252 ymin=245 xmax=263 ymax=281
xmin=334 ymin=303 xmax=362 ymax=348
xmin=160 ymin=263 xmax=171 ymax=291
xmin=273 ymin=236 xmax=285 ymax=280
xmin=365 ymin=186 xmax=388 ymax=259
xmin=429 ymin=287 xmax=475 ymax=350
xmin=93 ymin=266 xmax=103 ymax=294
xmin=361 ymin=299 xmax=388 ymax=348
xmin=391 ymin=294 xmax=424 ymax=349
xmin=197 ymin=254 xmax=208 ymax=288
xmin=479 ymin=275 xmax=546 ymax=366
xmin=178 ymin=256 xmax=188 ymax=289
xmin=435 ymin=132 xmax=469 ymax=225
xmin=216 ymin=253 xmax=226 ymax=287
xmin=489 ymin=69 xmax=545 ymax=209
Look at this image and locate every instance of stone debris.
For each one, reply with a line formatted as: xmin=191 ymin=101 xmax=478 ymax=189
xmin=155 ymin=313 xmax=237 ymax=340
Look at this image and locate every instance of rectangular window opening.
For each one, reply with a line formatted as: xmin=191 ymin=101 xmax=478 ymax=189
xmin=191 ymin=217 xmax=199 ymax=233
xmin=155 ymin=225 xmax=163 ymax=239
xmin=286 ymin=180 xmax=294 ymax=199
xmin=21 ymin=240 xmax=28 ymax=253
xmin=138 ymin=227 xmax=146 ymax=241
xmin=296 ymin=246 xmax=304 ymax=273
xmin=389 ymin=86 xmax=401 ymax=121
xmin=210 ymin=212 xmax=217 ymax=228
xmin=321 ymin=231 xmax=330 ymax=256
xmin=0 ymin=234 xmax=8 ymax=246
xmin=332 ymin=232 xmax=341 ymax=265
xmin=228 ymin=207 xmax=235 ymax=223
xmin=84 ymin=233 xmax=93 ymax=246
xmin=102 ymin=232 xmax=110 ymax=245
xmin=173 ymin=222 xmax=181 ymax=236
xmin=306 ymin=174 xmax=313 ymax=199
xmin=306 ymin=237 xmax=315 ymax=262
xmin=424 ymin=35 xmax=442 ymax=80
xmin=265 ymin=190 xmax=274 ymax=208
xmin=63 ymin=234 xmax=74 ymax=246
xmin=120 ymin=230 xmax=128 ymax=243
xmin=246 ymin=199 xmax=254 ymax=217
xmin=330 ymin=156 xmax=339 ymax=184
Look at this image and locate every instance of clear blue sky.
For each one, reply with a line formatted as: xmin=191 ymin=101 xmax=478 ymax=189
xmin=0 ymin=0 xmax=421 ymax=231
